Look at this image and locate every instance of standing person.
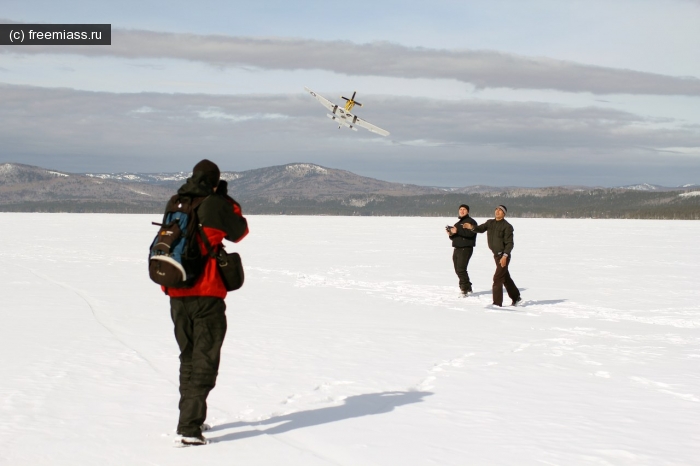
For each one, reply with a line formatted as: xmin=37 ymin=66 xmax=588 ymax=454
xmin=446 ymin=204 xmax=478 ymax=296
xmin=464 ymin=205 xmax=521 ymax=307
xmin=164 ymin=159 xmax=248 ymax=445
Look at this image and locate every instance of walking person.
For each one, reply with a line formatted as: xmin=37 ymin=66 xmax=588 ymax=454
xmin=464 ymin=205 xmax=521 ymax=307
xmin=446 ymin=204 xmax=478 ymax=296
xmin=163 ymin=159 xmax=249 ymax=445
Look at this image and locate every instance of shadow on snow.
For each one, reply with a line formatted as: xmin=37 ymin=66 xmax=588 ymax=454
xmin=522 ymin=299 xmax=567 ymax=306
xmin=209 ymin=390 xmax=433 ymax=443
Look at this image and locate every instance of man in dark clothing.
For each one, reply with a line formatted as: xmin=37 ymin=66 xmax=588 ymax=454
xmin=464 ymin=205 xmax=521 ymax=307
xmin=446 ymin=204 xmax=478 ymax=296
xmin=164 ymin=159 xmax=249 ymax=445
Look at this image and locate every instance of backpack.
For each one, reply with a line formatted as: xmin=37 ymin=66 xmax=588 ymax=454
xmin=148 ymin=195 xmax=208 ymax=288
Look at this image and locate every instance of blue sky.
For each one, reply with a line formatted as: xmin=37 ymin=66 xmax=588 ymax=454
xmin=1 ymin=0 xmax=699 ymax=187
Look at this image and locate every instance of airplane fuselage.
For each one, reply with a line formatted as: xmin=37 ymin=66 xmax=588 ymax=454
xmin=328 ymin=106 xmax=358 ymax=130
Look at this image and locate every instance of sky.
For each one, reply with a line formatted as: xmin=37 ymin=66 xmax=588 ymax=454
xmin=1 ymin=0 xmax=700 ymax=187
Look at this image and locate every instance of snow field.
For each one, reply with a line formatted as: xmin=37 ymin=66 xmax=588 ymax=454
xmin=0 ymin=214 xmax=698 ymax=465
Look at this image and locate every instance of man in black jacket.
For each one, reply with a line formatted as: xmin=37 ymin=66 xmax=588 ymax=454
xmin=464 ymin=205 xmax=521 ymax=307
xmin=164 ymin=159 xmax=249 ymax=446
xmin=446 ymin=204 xmax=478 ymax=296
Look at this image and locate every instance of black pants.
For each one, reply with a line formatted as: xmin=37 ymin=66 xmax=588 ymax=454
xmin=452 ymin=247 xmax=474 ymax=292
xmin=170 ymin=296 xmax=227 ymax=437
xmin=492 ymin=254 xmax=520 ymax=306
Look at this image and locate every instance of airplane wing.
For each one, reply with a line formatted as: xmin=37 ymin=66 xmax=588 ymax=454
xmin=304 ymin=87 xmax=337 ymax=113
xmin=353 ymin=117 xmax=390 ymax=137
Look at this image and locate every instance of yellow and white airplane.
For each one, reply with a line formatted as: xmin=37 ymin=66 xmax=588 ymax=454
xmin=304 ymin=87 xmax=390 ymax=137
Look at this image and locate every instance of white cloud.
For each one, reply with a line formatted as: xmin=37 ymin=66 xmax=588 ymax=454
xmin=131 ymin=106 xmax=158 ymax=114
xmin=6 ymin=28 xmax=700 ymax=96
xmin=196 ymin=108 xmax=288 ymax=122
xmin=397 ymin=139 xmax=452 ymax=148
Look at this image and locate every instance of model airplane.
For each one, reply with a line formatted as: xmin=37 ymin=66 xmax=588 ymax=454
xmin=304 ymin=87 xmax=390 ymax=136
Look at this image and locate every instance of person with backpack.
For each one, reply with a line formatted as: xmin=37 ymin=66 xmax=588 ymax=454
xmin=463 ymin=205 xmax=521 ymax=307
xmin=157 ymin=159 xmax=248 ymax=446
xmin=445 ymin=204 xmax=478 ymax=296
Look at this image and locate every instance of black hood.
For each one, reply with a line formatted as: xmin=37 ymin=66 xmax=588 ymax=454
xmin=177 ymin=172 xmax=215 ymax=197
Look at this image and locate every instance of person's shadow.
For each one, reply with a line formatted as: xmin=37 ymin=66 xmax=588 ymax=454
xmin=209 ymin=390 xmax=433 ymax=443
xmin=524 ymin=299 xmax=567 ymax=306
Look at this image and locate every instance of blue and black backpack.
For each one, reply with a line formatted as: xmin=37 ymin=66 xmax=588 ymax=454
xmin=148 ymin=195 xmax=209 ymax=288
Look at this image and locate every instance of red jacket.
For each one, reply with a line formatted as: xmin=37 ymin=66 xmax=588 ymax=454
xmin=165 ymin=194 xmax=248 ymax=299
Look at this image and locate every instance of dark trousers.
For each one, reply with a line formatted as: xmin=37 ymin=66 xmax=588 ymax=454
xmin=492 ymin=254 xmax=520 ymax=306
xmin=453 ymin=247 xmax=474 ymax=292
xmin=170 ymin=296 xmax=227 ymax=436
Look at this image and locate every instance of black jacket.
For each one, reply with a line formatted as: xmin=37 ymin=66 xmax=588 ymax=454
xmin=449 ymin=215 xmax=478 ymax=248
xmin=473 ymin=218 xmax=514 ymax=255
xmin=175 ymin=175 xmax=248 ymax=243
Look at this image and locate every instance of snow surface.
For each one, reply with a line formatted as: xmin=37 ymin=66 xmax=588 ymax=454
xmin=1 ymin=214 xmax=698 ymax=466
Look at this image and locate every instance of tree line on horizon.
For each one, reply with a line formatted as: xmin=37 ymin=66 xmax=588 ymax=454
xmin=2 ymin=190 xmax=698 ymax=219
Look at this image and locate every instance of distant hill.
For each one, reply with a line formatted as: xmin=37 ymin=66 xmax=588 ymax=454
xmin=83 ymin=163 xmax=447 ymax=199
xmin=615 ymin=183 xmax=700 ymax=192
xmin=0 ymin=163 xmax=171 ymax=213
xmin=0 ymin=162 xmax=698 ymax=218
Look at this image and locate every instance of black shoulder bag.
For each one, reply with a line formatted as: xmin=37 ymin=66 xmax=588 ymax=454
xmin=199 ymin=225 xmax=245 ymax=291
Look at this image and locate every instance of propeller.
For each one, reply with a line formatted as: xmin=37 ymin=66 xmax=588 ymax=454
xmin=341 ymin=91 xmax=363 ymax=107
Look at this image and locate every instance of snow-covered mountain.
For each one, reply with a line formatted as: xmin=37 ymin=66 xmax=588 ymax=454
xmin=1 ymin=162 xmax=698 ymax=217
xmin=617 ymin=182 xmax=700 ymax=192
xmin=618 ymin=183 xmax=663 ymax=191
xmin=85 ymin=172 xmax=190 ymax=184
xmin=0 ymin=162 xmax=70 ymax=185
xmin=84 ymin=163 xmax=442 ymax=198
xmin=0 ymin=163 xmax=173 ymax=212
